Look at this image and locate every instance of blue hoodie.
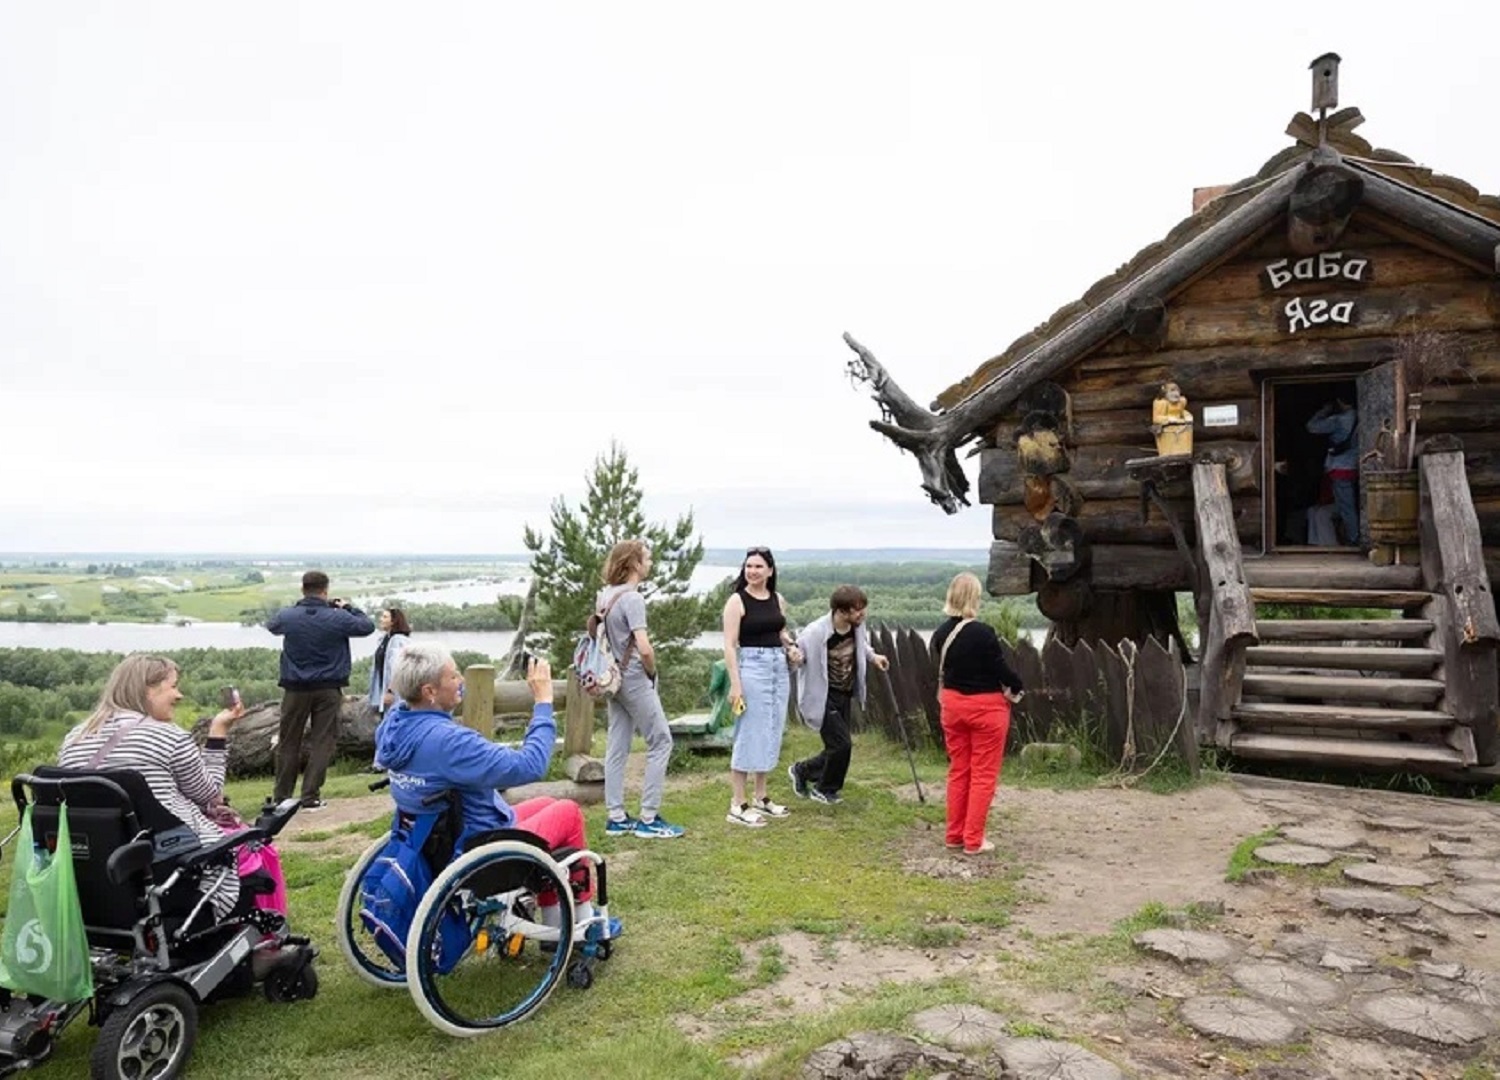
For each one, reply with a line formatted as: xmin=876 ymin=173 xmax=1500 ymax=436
xmin=374 ymin=701 xmax=556 ymax=851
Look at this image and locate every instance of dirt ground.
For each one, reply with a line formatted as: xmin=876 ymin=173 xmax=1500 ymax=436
xmin=292 ymin=766 xmax=1500 ymax=1077
xmin=697 ymin=774 xmax=1500 ymax=1078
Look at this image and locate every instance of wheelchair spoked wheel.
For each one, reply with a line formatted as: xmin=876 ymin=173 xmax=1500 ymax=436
xmin=406 ymin=840 xmax=575 ymax=1038
xmin=335 ymin=836 xmax=408 ymax=989
xmin=91 ymin=981 xmax=198 ymax=1080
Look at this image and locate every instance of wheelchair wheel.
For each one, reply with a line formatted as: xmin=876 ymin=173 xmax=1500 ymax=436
xmin=91 ymin=981 xmax=198 ymax=1080
xmin=406 ymin=839 xmax=575 ymax=1037
xmin=264 ymin=961 xmax=319 ymax=1004
xmin=335 ymin=836 xmax=407 ymax=989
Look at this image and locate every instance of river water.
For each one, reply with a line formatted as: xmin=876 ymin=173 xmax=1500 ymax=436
xmin=0 ymin=564 xmax=744 ymax=659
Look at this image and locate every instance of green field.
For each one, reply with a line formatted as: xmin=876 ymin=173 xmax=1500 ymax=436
xmin=0 ymin=559 xmax=524 ymax=626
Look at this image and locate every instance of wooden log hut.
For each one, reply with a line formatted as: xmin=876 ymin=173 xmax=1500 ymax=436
xmin=847 ymin=56 xmax=1500 ymax=780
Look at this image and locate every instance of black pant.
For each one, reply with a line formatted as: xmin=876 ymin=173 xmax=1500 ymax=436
xmin=798 ymin=689 xmax=853 ymax=795
xmin=274 ymin=687 xmax=343 ymax=802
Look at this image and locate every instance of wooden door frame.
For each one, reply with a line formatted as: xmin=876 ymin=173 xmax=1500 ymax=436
xmin=1260 ymin=372 xmax=1361 ymax=554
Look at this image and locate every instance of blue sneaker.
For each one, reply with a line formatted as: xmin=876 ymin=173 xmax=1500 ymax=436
xmin=604 ymin=815 xmax=639 ymax=837
xmin=587 ymin=916 xmax=623 ymax=943
xmin=633 ymin=815 xmax=685 ymax=839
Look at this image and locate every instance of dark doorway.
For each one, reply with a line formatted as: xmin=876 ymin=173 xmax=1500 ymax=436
xmin=1270 ymin=378 xmax=1358 ymax=550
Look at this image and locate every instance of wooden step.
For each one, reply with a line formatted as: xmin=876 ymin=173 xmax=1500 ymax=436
xmin=1240 ymin=673 xmax=1444 ymax=705
xmin=1230 ymin=732 xmax=1467 ymax=770
xmin=1231 ymin=702 xmax=1455 ymax=733
xmin=1243 ymin=558 xmax=1424 ymax=591
xmin=1254 ymin=619 xmax=1434 ymax=642
xmin=1244 ymin=646 xmax=1442 ymax=674
xmin=1250 ymin=588 xmax=1432 ymax=610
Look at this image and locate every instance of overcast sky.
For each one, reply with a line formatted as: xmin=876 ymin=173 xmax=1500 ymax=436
xmin=3 ymin=2 xmax=1496 ymax=555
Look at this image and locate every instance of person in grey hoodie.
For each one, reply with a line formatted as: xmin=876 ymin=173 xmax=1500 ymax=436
xmin=788 ymin=585 xmax=888 ymax=804
xmin=595 ymin=539 xmax=683 ymax=839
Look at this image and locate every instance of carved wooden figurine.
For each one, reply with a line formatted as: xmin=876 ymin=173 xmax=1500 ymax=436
xmin=1151 ymin=381 xmax=1194 ymax=457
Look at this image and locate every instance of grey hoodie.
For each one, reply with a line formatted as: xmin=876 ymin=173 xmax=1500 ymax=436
xmin=794 ymin=613 xmax=877 ymax=731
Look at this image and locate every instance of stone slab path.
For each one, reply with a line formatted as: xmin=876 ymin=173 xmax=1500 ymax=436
xmin=795 ymin=773 xmax=1500 ymax=1078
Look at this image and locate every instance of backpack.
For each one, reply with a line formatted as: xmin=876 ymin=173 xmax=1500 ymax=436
xmin=572 ymin=588 xmax=638 ymax=700
xmin=358 ymin=803 xmax=470 ymax=973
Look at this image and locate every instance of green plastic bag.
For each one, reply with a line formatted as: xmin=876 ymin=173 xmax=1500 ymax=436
xmin=706 ymin=660 xmax=733 ymax=733
xmin=0 ymin=804 xmax=95 ymax=1001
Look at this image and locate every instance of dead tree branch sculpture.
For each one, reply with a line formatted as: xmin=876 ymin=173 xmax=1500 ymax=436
xmin=843 ymin=332 xmax=971 ymax=513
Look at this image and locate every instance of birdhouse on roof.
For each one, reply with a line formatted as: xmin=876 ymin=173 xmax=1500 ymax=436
xmin=1309 ymin=52 xmax=1340 ymax=112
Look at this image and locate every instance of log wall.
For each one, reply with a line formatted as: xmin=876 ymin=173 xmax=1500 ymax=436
xmin=982 ymin=208 xmax=1500 ymax=593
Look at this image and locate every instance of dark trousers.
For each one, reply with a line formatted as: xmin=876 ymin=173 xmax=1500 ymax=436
xmin=275 ymin=688 xmax=343 ymax=802
xmin=798 ymin=689 xmax=853 ymax=795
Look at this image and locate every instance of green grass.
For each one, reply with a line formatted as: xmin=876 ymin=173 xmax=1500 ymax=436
xmin=22 ymin=729 xmax=1033 ymax=1079
xmin=997 ymin=900 xmax=1221 ymax=1013
xmin=1224 ymin=828 xmax=1282 ymax=882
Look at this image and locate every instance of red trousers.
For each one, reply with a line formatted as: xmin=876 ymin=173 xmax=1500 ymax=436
xmin=939 ymin=690 xmax=1011 ymax=852
xmin=511 ymin=796 xmax=592 ymax=902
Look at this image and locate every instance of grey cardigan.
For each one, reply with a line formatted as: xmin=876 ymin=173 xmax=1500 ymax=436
xmin=794 ymin=613 xmax=878 ymax=730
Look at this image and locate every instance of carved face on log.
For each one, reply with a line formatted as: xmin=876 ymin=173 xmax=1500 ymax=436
xmin=1160 ymin=382 xmax=1183 ymax=405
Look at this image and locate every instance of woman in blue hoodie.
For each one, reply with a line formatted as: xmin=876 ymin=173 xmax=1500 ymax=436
xmin=375 ymin=643 xmax=585 ymax=856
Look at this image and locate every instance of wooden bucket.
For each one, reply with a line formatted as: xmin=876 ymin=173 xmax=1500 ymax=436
xmin=1364 ymin=469 xmax=1419 ymax=545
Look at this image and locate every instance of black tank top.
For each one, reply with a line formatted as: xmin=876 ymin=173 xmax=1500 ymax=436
xmin=737 ymin=589 xmax=785 ymax=648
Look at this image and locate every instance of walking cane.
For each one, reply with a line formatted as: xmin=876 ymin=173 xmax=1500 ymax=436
xmin=876 ymin=663 xmax=926 ymax=803
xmin=892 ymin=705 xmax=926 ymax=804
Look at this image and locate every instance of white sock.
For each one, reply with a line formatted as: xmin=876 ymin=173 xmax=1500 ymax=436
xmin=539 ymin=903 xmax=563 ymax=930
xmin=574 ymin=900 xmax=595 ymax=928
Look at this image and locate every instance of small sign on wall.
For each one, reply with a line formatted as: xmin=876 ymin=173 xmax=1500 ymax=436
xmin=1202 ymin=404 xmax=1239 ymax=428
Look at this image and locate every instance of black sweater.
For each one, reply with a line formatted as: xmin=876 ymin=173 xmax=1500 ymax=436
xmin=930 ymin=616 xmax=1024 ymax=695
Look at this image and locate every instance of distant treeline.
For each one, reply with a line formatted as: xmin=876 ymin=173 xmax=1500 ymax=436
xmin=0 ymin=646 xmax=498 ymax=741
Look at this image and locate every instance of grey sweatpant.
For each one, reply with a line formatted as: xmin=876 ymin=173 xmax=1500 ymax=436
xmin=605 ymin=667 xmax=674 ymax=820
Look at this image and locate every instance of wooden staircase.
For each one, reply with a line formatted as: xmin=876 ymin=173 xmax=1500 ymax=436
xmin=1192 ymin=452 xmax=1500 ymax=779
xmin=1226 ymin=559 xmax=1474 ymax=771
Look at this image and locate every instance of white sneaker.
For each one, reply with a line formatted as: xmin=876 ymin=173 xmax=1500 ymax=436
xmin=756 ymin=797 xmax=790 ymax=819
xmin=726 ymin=802 xmax=766 ymax=828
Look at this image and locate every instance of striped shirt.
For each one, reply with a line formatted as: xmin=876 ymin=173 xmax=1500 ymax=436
xmin=59 ymin=711 xmax=239 ymax=917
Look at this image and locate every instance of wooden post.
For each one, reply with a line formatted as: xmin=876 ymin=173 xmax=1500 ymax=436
xmin=463 ymin=664 xmax=495 ymax=737
xmin=1192 ymin=462 xmax=1258 ymax=747
xmin=1419 ymin=450 xmax=1499 ymax=766
xmin=563 ymin=669 xmax=596 ymax=758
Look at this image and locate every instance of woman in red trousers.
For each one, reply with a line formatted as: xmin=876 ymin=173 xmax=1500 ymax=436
xmin=929 ymin=572 xmax=1024 ymax=856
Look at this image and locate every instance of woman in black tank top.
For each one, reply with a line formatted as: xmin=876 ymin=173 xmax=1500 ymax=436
xmin=721 ymin=546 xmax=803 ymax=827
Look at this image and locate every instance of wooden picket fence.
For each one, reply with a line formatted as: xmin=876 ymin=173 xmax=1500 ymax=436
xmin=857 ymin=625 xmax=1197 ymax=775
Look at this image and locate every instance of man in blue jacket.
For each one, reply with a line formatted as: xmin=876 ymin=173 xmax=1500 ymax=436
xmin=377 ymin=644 xmax=612 ymax=937
xmin=267 ymin=570 xmax=375 ymax=809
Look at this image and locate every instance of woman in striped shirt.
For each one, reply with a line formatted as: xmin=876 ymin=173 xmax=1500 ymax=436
xmin=59 ymin=654 xmax=246 ymax=918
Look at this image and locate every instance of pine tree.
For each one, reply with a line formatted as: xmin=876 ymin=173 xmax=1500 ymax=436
xmin=523 ymin=442 xmax=708 ymax=666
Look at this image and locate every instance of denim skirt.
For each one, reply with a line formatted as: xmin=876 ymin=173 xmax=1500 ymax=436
xmin=730 ymin=646 xmax=789 ymax=773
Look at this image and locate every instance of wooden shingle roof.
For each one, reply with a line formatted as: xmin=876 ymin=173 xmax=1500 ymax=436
xmin=932 ymin=108 xmax=1500 ymax=414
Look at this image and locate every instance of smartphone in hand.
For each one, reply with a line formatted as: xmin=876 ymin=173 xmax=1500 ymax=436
xmin=220 ymin=686 xmax=242 ymax=710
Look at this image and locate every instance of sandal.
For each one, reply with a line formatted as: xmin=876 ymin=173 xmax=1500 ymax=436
xmin=726 ymin=802 xmax=767 ymax=828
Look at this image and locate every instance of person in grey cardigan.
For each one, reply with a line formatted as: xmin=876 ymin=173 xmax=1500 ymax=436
xmin=788 ymin=586 xmax=888 ymax=804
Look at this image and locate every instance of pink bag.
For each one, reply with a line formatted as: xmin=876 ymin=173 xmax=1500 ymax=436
xmin=214 ymin=811 xmax=289 ymax=918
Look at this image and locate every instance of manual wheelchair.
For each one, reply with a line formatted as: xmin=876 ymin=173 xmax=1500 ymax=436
xmin=0 ymin=769 xmax=316 ymax=1080
xmin=335 ymin=780 xmax=618 ymax=1037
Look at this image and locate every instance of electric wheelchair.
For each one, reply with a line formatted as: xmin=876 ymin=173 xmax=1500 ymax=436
xmin=335 ymin=779 xmax=618 ymax=1037
xmin=0 ymin=769 xmax=316 ymax=1080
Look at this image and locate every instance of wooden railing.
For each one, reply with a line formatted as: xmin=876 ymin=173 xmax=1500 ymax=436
xmin=1192 ymin=461 xmax=1258 ymax=747
xmin=1418 ymin=449 xmax=1499 ymax=766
